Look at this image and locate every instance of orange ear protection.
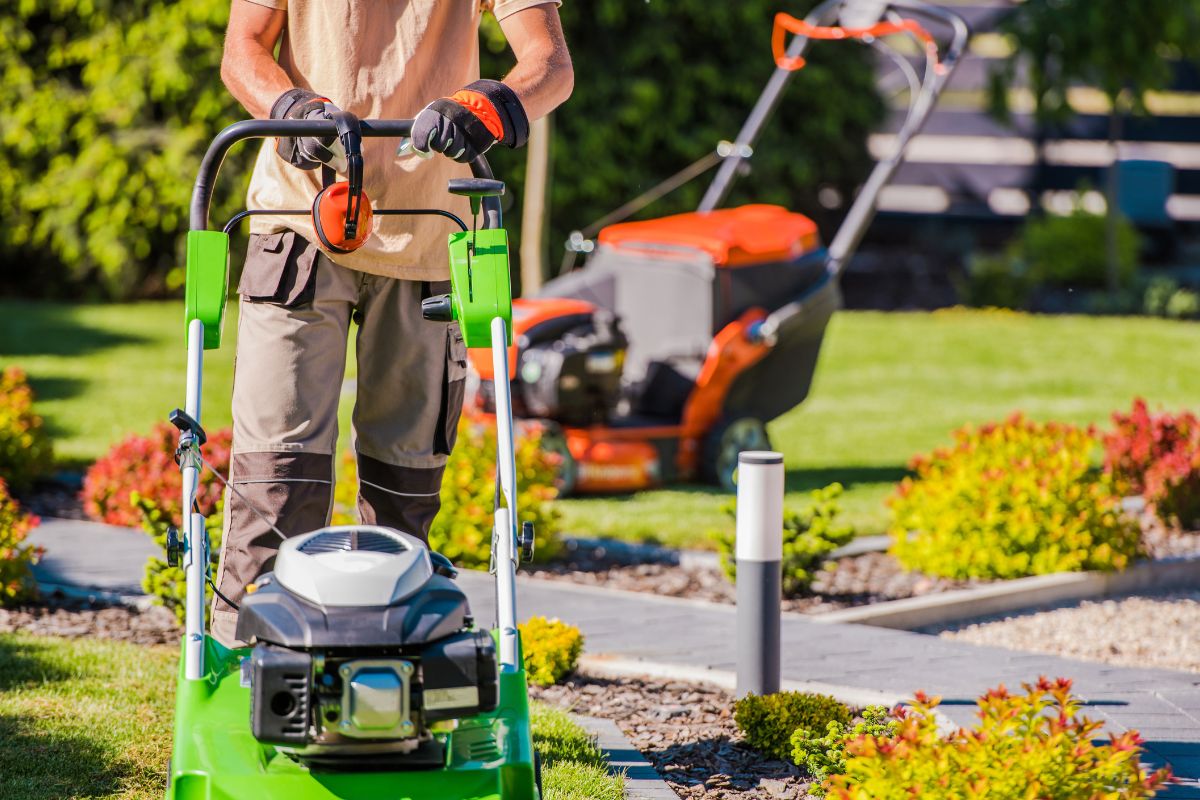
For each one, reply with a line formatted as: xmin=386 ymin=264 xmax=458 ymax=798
xmin=312 ymin=110 xmax=374 ymax=254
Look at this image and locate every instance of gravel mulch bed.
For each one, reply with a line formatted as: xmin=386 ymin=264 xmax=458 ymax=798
xmin=18 ymin=477 xmax=89 ymax=521
xmin=0 ymin=595 xmax=179 ymax=646
xmin=528 ymin=550 xmax=982 ymax=614
xmin=936 ymin=590 xmax=1200 ymax=674
xmin=532 ymin=672 xmax=815 ymax=799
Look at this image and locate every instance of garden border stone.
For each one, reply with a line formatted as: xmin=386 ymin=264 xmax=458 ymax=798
xmin=575 ymin=714 xmax=679 ymax=800
xmin=811 ymin=553 xmax=1200 ymax=630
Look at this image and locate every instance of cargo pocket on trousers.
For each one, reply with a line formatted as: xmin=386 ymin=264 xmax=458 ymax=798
xmin=238 ymin=231 xmax=319 ymax=308
xmin=434 ymin=324 xmax=469 ymax=455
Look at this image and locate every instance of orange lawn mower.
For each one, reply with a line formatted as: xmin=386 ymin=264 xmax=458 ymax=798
xmin=471 ymin=0 xmax=969 ymax=493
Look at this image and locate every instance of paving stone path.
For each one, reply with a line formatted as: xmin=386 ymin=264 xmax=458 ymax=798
xmin=28 ymin=519 xmax=1200 ymax=798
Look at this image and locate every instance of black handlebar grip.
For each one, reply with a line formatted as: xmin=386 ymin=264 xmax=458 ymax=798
xmin=421 ymin=294 xmax=454 ymax=322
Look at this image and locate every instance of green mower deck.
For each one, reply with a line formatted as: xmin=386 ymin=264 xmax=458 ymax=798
xmin=167 ymin=636 xmax=539 ymax=800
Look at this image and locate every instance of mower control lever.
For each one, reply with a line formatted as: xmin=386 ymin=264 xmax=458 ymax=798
xmin=447 ymin=178 xmax=505 ymax=199
xmin=166 ymin=526 xmax=183 ymax=568
xmin=421 ymin=294 xmax=455 ymax=322
xmin=520 ymin=521 xmax=535 ymax=563
xmin=169 ymin=408 xmax=207 ymax=447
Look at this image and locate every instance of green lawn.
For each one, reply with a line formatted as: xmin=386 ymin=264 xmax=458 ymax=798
xmin=0 ymin=631 xmax=622 ymax=800
xmin=6 ymin=301 xmax=1200 ymax=545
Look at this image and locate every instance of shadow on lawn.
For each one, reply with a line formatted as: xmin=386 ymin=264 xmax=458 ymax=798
xmin=0 ymin=302 xmax=146 ymax=358
xmin=0 ymin=714 xmax=133 ymax=800
xmin=784 ymin=465 xmax=909 ymax=494
xmin=0 ymin=635 xmax=75 ymax=691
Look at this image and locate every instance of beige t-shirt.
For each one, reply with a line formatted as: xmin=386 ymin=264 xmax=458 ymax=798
xmin=244 ymin=0 xmax=558 ymax=280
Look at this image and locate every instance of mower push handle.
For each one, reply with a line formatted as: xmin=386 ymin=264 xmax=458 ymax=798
xmin=188 ymin=118 xmax=502 ymax=232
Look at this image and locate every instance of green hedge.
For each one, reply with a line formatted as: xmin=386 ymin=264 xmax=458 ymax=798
xmin=2 ymin=1 xmax=881 ymax=299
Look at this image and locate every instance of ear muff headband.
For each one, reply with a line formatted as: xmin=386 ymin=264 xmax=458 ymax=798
xmin=312 ymin=109 xmax=373 ymax=253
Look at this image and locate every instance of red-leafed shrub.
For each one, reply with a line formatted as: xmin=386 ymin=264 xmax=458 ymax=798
xmin=0 ymin=478 xmax=42 ymax=605
xmin=83 ymin=423 xmax=232 ymax=527
xmin=1105 ymin=399 xmax=1200 ymax=529
xmin=0 ymin=366 xmax=54 ymax=490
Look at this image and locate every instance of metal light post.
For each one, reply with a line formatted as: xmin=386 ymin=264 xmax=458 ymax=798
xmin=736 ymin=451 xmax=784 ymax=698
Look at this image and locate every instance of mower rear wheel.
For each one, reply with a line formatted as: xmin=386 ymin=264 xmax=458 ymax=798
xmin=703 ymin=417 xmax=772 ymax=492
xmin=538 ymin=422 xmax=578 ymax=496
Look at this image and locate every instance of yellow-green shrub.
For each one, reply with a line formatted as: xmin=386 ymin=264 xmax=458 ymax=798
xmin=334 ymin=415 xmax=561 ymax=569
xmin=519 ymin=616 xmax=583 ymax=687
xmin=791 ymin=706 xmax=896 ymax=792
xmin=889 ymin=414 xmax=1141 ymax=579
xmin=825 ymin=679 xmax=1171 ymax=800
xmin=734 ymin=691 xmax=853 ymax=762
xmin=0 ymin=366 xmax=53 ymax=490
xmin=719 ymin=483 xmax=854 ymax=596
xmin=0 ymin=479 xmax=41 ymax=605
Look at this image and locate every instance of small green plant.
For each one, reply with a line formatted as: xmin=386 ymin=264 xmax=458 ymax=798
xmin=334 ymin=414 xmax=561 ymax=569
xmin=823 ymin=678 xmax=1172 ymax=800
xmin=519 ymin=616 xmax=584 ymax=687
xmin=0 ymin=478 xmax=41 ymax=605
xmin=1020 ymin=206 xmax=1139 ymax=289
xmin=791 ymin=705 xmax=895 ymax=792
xmin=720 ymin=483 xmax=854 ymax=596
xmin=137 ymin=493 xmax=222 ymax=625
xmin=0 ymin=366 xmax=53 ymax=490
xmin=890 ymin=414 xmax=1141 ymax=579
xmin=958 ymin=252 xmax=1035 ymax=310
xmin=734 ymin=691 xmax=853 ymax=762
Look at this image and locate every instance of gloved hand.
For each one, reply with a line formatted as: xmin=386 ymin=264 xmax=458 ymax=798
xmin=411 ymin=79 xmax=530 ymax=163
xmin=271 ymin=88 xmax=346 ymax=171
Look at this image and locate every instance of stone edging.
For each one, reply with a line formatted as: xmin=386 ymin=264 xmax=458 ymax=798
xmin=574 ymin=715 xmax=680 ymax=800
xmin=811 ymin=554 xmax=1200 ymax=630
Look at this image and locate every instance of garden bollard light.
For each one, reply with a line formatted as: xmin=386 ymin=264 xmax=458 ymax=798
xmin=736 ymin=450 xmax=784 ymax=699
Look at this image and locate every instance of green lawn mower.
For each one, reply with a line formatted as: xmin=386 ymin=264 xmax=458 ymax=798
xmin=165 ymin=115 xmax=538 ymax=799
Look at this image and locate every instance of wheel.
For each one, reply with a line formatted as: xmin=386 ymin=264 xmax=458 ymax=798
xmin=534 ymin=750 xmax=544 ymax=799
xmin=536 ymin=421 xmax=578 ymax=496
xmin=702 ymin=417 xmax=772 ymax=492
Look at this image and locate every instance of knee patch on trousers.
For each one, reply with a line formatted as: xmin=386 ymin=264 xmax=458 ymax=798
xmin=355 ymin=454 xmax=445 ymax=543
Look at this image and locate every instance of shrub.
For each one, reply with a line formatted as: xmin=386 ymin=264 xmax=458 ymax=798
xmin=137 ymin=493 xmax=222 ymax=625
xmin=791 ymin=705 xmax=895 ymax=791
xmin=824 ymin=679 xmax=1172 ymax=800
xmin=0 ymin=366 xmax=54 ymax=490
xmin=333 ymin=415 xmax=561 ymax=569
xmin=1019 ymin=207 xmax=1139 ymax=289
xmin=0 ymin=479 xmax=41 ymax=606
xmin=519 ymin=616 xmax=583 ymax=687
xmin=83 ymin=423 xmax=232 ymax=528
xmin=734 ymin=691 xmax=852 ymax=762
xmin=890 ymin=414 xmax=1142 ymax=579
xmin=958 ymin=252 xmax=1035 ymax=310
xmin=720 ymin=483 xmax=855 ymax=596
xmin=1105 ymin=399 xmax=1200 ymax=529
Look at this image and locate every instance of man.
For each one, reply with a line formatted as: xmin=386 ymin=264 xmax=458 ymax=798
xmin=212 ymin=0 xmax=573 ymax=645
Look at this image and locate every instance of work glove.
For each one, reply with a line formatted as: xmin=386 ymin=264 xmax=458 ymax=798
xmin=411 ymin=79 xmax=530 ymax=163
xmin=271 ymin=88 xmax=346 ymax=171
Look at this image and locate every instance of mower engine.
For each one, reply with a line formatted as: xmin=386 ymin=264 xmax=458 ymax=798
xmin=236 ymin=526 xmax=497 ymax=768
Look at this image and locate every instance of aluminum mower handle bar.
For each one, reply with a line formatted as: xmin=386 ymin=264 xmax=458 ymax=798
xmin=188 ymin=118 xmax=502 ymax=232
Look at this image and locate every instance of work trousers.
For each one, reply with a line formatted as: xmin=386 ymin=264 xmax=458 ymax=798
xmin=211 ymin=231 xmax=467 ymax=646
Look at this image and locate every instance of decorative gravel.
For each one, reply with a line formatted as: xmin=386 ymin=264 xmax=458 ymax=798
xmin=532 ymin=672 xmax=817 ymax=799
xmin=0 ymin=595 xmax=179 ymax=646
xmin=937 ymin=591 xmax=1200 ymax=674
xmin=528 ymin=550 xmax=981 ymax=614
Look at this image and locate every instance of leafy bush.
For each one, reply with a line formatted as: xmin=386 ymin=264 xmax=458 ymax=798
xmin=957 ymin=253 xmax=1035 ymax=310
xmin=137 ymin=493 xmax=222 ymax=624
xmin=0 ymin=479 xmax=42 ymax=606
xmin=720 ymin=483 xmax=854 ymax=596
xmin=823 ymin=679 xmax=1172 ymax=800
xmin=1019 ymin=207 xmax=1139 ymax=289
xmin=0 ymin=0 xmax=249 ymax=299
xmin=83 ymin=423 xmax=232 ymax=528
xmin=792 ymin=706 xmax=895 ymax=791
xmin=734 ymin=691 xmax=852 ymax=762
xmin=334 ymin=415 xmax=561 ymax=569
xmin=890 ymin=414 xmax=1142 ymax=579
xmin=0 ymin=367 xmax=54 ymax=490
xmin=1143 ymin=277 xmax=1200 ymax=319
xmin=1105 ymin=399 xmax=1200 ymax=529
xmin=519 ymin=616 xmax=583 ymax=687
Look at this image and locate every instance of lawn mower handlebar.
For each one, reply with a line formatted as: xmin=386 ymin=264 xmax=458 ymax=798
xmin=188 ymin=118 xmax=502 ymax=232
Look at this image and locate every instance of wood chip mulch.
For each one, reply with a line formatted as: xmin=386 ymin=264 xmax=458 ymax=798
xmin=532 ymin=673 xmax=816 ymax=799
xmin=0 ymin=595 xmax=179 ymax=646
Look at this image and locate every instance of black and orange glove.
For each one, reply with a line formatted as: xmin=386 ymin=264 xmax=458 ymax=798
xmin=411 ymin=79 xmax=530 ymax=163
xmin=271 ymin=88 xmax=344 ymax=170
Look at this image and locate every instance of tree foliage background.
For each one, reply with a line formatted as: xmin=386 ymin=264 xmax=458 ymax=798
xmin=0 ymin=0 xmax=882 ymax=300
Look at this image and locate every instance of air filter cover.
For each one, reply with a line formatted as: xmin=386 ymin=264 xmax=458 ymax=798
xmin=274 ymin=525 xmax=433 ymax=607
